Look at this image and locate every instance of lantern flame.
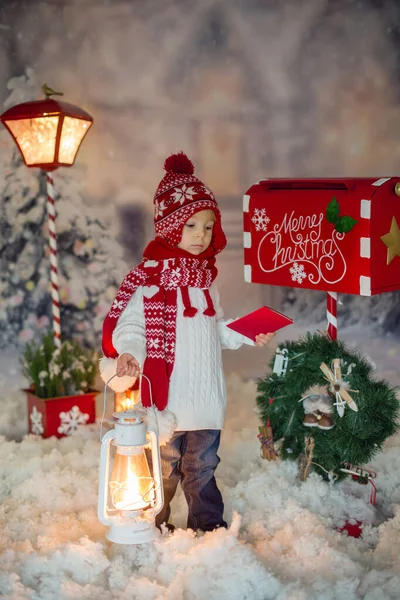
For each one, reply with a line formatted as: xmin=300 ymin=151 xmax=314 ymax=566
xmin=114 ymin=387 xmax=140 ymax=413
xmin=110 ymin=449 xmax=155 ymax=512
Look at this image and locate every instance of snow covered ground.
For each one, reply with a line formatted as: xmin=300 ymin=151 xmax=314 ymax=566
xmin=0 ymin=324 xmax=399 ymax=599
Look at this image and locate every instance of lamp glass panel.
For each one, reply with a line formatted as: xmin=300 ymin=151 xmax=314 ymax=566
xmin=109 ymin=448 xmax=155 ymax=511
xmin=59 ymin=117 xmax=92 ymax=164
xmin=6 ymin=116 xmax=59 ymax=165
xmin=114 ymin=388 xmax=140 ymax=412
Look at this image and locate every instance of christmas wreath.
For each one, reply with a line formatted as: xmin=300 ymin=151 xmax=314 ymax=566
xmin=256 ymin=333 xmax=399 ymax=481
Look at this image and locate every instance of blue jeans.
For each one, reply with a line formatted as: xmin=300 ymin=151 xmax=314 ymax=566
xmin=154 ymin=430 xmax=227 ymax=531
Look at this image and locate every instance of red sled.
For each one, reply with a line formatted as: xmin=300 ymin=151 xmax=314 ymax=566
xmin=26 ymin=389 xmax=98 ymax=438
xmin=243 ymin=178 xmax=400 ymax=296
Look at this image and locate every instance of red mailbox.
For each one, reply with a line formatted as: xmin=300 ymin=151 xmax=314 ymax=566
xmin=243 ymin=178 xmax=400 ymax=297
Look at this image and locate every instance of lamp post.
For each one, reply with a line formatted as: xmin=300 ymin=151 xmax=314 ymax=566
xmin=0 ymin=85 xmax=93 ymax=346
xmin=98 ymin=408 xmax=164 ymax=544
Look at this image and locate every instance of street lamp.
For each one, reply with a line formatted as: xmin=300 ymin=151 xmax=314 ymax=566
xmin=0 ymin=84 xmax=93 ymax=346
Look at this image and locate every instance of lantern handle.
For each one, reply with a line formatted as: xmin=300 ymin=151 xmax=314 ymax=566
xmin=137 ymin=372 xmax=159 ymax=438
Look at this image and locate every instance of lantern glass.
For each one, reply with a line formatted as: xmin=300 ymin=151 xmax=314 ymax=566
xmin=114 ymin=386 xmax=140 ymax=413
xmin=109 ymin=446 xmax=155 ymax=511
xmin=5 ymin=116 xmax=59 ymax=165
xmin=59 ymin=117 xmax=92 ymax=164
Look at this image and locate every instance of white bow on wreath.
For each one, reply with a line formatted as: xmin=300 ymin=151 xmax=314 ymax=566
xmin=320 ymin=359 xmax=359 ymax=417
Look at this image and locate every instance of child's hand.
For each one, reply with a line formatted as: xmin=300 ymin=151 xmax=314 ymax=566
xmin=117 ymin=353 xmax=140 ymax=377
xmin=255 ymin=332 xmax=276 ymax=347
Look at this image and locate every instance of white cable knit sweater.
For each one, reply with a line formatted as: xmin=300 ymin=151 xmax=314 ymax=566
xmin=112 ymin=282 xmax=254 ymax=431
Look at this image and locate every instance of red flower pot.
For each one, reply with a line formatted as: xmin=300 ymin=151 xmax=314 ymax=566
xmin=25 ymin=389 xmax=98 ymax=438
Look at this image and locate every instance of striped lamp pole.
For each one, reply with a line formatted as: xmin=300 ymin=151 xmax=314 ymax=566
xmin=326 ymin=291 xmax=338 ymax=341
xmin=0 ymin=85 xmax=93 ymax=347
xmin=46 ymin=173 xmax=61 ymax=347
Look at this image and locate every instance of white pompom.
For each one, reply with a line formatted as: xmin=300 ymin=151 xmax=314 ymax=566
xmin=98 ymin=356 xmax=136 ymax=392
xmin=142 ymin=405 xmax=176 ymax=446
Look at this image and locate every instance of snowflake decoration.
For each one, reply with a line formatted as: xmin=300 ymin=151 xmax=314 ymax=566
xmin=289 ymin=262 xmax=307 ymax=284
xmin=197 ymin=184 xmax=215 ymax=200
xmin=58 ymin=405 xmax=89 ymax=436
xmin=170 ymin=184 xmax=195 ymax=206
xmin=169 ymin=268 xmax=181 ymax=285
xmin=148 ymin=338 xmax=161 ymax=349
xmin=154 ymin=199 xmax=167 ymax=218
xmin=30 ymin=406 xmax=44 ymax=435
xmin=112 ymin=299 xmax=124 ymax=310
xmin=251 ymin=208 xmax=270 ymax=232
xmin=160 ymin=267 xmax=182 ymax=289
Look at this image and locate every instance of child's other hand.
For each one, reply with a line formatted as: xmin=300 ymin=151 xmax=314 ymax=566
xmin=255 ymin=332 xmax=276 ymax=347
xmin=117 ymin=353 xmax=140 ymax=377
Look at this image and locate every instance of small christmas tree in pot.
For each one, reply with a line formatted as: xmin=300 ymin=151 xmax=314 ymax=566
xmin=22 ymin=332 xmax=98 ymax=438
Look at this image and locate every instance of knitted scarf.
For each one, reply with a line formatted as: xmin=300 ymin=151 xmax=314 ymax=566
xmin=102 ymin=237 xmax=218 ymax=410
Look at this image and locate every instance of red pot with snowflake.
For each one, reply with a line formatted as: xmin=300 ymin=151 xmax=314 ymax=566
xmin=26 ymin=389 xmax=98 ymax=438
xmin=243 ymin=178 xmax=400 ymax=296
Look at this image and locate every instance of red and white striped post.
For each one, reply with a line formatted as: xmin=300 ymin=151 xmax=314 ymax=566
xmin=326 ymin=291 xmax=338 ymax=341
xmin=46 ymin=173 xmax=61 ymax=347
xmin=1 ymin=89 xmax=93 ymax=348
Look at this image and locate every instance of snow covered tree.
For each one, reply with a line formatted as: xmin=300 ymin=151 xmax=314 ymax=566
xmin=0 ymin=70 xmax=128 ymax=349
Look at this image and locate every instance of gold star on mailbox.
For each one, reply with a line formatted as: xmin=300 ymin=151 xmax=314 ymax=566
xmin=380 ymin=216 xmax=400 ymax=265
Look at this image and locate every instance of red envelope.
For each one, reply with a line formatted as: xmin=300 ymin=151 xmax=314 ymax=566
xmin=227 ymin=306 xmax=293 ymax=342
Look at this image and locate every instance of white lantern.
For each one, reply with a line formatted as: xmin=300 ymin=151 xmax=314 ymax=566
xmin=98 ymin=408 xmax=164 ymax=544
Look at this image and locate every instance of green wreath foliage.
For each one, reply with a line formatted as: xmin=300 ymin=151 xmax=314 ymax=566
xmin=256 ymin=333 xmax=399 ymax=481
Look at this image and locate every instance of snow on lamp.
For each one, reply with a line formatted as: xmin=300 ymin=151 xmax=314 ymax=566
xmin=0 ymin=84 xmax=93 ymax=347
xmin=98 ymin=408 xmax=164 ymax=544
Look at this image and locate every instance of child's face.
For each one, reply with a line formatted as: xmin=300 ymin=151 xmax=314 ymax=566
xmin=177 ymin=210 xmax=216 ymax=255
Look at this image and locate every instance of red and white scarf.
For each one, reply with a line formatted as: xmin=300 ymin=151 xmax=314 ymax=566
xmin=102 ymin=237 xmax=218 ymax=410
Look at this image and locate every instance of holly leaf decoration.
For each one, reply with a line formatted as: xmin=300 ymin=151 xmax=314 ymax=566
xmin=336 ymin=215 xmax=358 ymax=233
xmin=326 ymin=197 xmax=340 ymax=224
xmin=325 ymin=196 xmax=357 ymax=233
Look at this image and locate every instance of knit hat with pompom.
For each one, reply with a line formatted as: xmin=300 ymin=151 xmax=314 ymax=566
xmin=153 ymin=152 xmax=226 ymax=253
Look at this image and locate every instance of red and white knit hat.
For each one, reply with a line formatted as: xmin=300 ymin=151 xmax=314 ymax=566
xmin=153 ymin=152 xmax=226 ymax=252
